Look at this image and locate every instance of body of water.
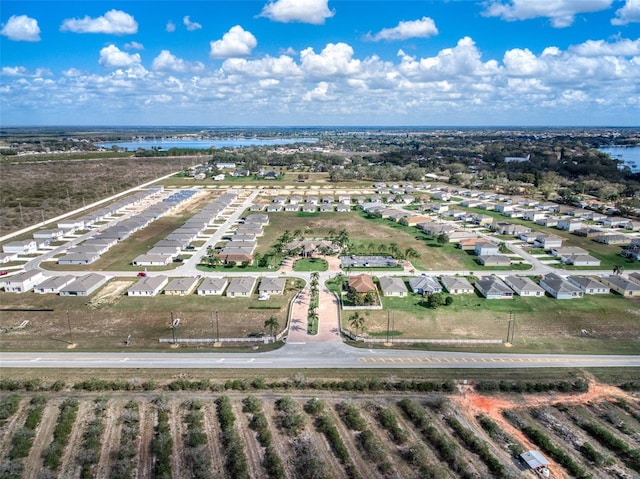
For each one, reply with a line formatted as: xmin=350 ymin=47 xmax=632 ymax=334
xmin=599 ymin=146 xmax=640 ymax=173
xmin=97 ymin=137 xmax=318 ymax=150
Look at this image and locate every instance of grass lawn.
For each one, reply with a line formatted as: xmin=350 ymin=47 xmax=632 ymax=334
xmin=342 ymin=286 xmax=640 ymax=354
xmin=0 ymin=278 xmax=298 ymax=352
xmin=293 ymin=258 xmax=328 ymax=271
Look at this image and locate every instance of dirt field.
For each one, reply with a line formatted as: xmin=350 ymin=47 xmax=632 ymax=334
xmin=0 ymin=156 xmax=202 ymax=235
xmin=0 ymin=283 xmax=296 ymax=351
xmin=1 ymin=379 xmax=638 ymax=479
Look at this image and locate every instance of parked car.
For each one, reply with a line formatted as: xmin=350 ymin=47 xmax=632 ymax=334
xmin=137 ymin=272 xmax=147 ymax=277
xmin=0 ymin=271 xmax=8 ymax=276
xmin=173 ymin=258 xmax=184 ymax=263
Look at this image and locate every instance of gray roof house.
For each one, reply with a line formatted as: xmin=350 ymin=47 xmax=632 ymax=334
xmin=197 ymin=277 xmax=228 ymax=296
xmin=127 ymin=275 xmax=169 ymax=297
xmin=539 ymin=273 xmax=583 ymax=299
xmin=33 ymin=275 xmax=76 ymax=294
xmin=132 ymin=254 xmax=172 ymax=266
xmin=226 ymin=277 xmax=257 ymax=297
xmin=475 ymin=276 xmax=514 ymax=299
xmin=503 ymin=276 xmax=545 ymax=297
xmin=379 ymin=276 xmax=408 ymax=297
xmin=258 ymin=277 xmax=286 ymax=295
xmin=1 ymin=270 xmax=45 ymax=293
xmin=475 ymin=242 xmax=499 ymax=256
xmin=408 ymin=276 xmax=442 ymax=295
xmin=440 ymin=276 xmax=474 ymax=294
xmin=57 ymin=252 xmax=101 ymax=265
xmin=59 ymin=273 xmax=108 ymax=296
xmin=164 ymin=277 xmax=199 ymax=296
xmin=567 ymin=276 xmax=610 ymax=295
xmin=477 ymin=255 xmax=511 ymax=266
xmin=600 ymin=275 xmax=640 ymax=297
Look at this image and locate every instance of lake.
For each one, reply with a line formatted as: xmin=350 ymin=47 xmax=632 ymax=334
xmin=97 ymin=137 xmax=318 ymax=150
xmin=598 ymin=146 xmax=640 ymax=173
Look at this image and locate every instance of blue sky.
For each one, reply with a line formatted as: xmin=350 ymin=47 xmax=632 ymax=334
xmin=1 ymin=0 xmax=639 ymax=126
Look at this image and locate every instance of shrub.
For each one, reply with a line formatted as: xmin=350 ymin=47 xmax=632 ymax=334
xmin=42 ymin=398 xmax=79 ymax=471
xmin=377 ymin=407 xmax=408 ymax=445
xmin=0 ymin=394 xmax=21 ymax=427
xmin=151 ymin=397 xmax=172 ymax=479
xmin=336 ymin=402 xmax=366 ymax=431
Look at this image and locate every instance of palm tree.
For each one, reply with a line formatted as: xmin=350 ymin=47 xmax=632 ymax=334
xmin=328 ymin=228 xmax=337 ymax=240
xmin=264 ymin=316 xmax=279 ymax=341
xmin=307 ymin=310 xmax=319 ymax=332
xmin=378 ymin=243 xmax=387 ymax=254
xmin=348 ymin=312 xmax=366 ymax=336
xmin=338 ymin=229 xmax=350 ymax=247
xmin=293 ymin=229 xmax=303 ymax=239
xmin=405 ymin=247 xmax=420 ymax=260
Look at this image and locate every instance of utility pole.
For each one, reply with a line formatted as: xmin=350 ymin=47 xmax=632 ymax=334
xmin=170 ymin=311 xmax=176 ymax=344
xmin=18 ymin=202 xmax=25 ymax=226
xmin=66 ymin=310 xmax=73 ymax=345
xmin=386 ymin=310 xmax=390 ymax=344
xmin=216 ymin=310 xmax=220 ymax=342
xmin=391 ymin=313 xmax=395 ymax=344
xmin=511 ymin=311 xmax=516 ymax=344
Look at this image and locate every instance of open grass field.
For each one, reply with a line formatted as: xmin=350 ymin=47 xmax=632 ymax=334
xmin=0 ymin=377 xmax=637 ymax=479
xmin=342 ymin=287 xmax=640 ymax=354
xmin=0 ymin=279 xmax=297 ymax=352
xmin=256 ymin=211 xmax=472 ymax=270
xmin=293 ymin=258 xmax=328 ymax=271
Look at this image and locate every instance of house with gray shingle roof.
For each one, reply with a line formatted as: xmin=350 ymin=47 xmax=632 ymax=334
xmin=539 ymin=273 xmax=583 ymax=299
xmin=567 ymin=276 xmax=609 ymax=295
xmin=258 ymin=277 xmax=286 ymax=295
xmin=440 ymin=276 xmax=473 ymax=294
xmin=226 ymin=277 xmax=256 ymax=297
xmin=164 ymin=277 xmax=199 ymax=296
xmin=379 ymin=276 xmax=408 ymax=297
xmin=197 ymin=277 xmax=228 ymax=296
xmin=408 ymin=276 xmax=442 ymax=295
xmin=127 ymin=275 xmax=168 ymax=297
xmin=475 ymin=276 xmax=514 ymax=299
xmin=59 ymin=273 xmax=108 ymax=296
xmin=503 ymin=276 xmax=545 ymax=297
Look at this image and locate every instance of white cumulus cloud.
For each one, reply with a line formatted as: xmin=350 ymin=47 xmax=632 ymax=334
xmin=367 ymin=17 xmax=438 ymax=41
xmin=300 ymin=43 xmax=361 ymax=78
xmin=1 ymin=66 xmax=51 ymax=77
xmin=210 ymin=25 xmax=257 ymax=58
xmin=222 ymin=55 xmax=302 ymax=77
xmin=60 ymin=9 xmax=138 ymax=34
xmin=183 ymin=16 xmax=202 ymax=31
xmin=398 ymin=37 xmax=499 ymax=80
xmin=1 ymin=15 xmax=41 ymax=41
xmin=259 ymin=0 xmax=334 ymax=24
xmin=570 ymin=38 xmax=640 ymax=56
xmin=166 ymin=21 xmax=176 ymax=32
xmin=612 ymin=0 xmax=640 ymax=24
xmin=99 ymin=44 xmax=141 ymax=68
xmin=303 ymin=81 xmax=332 ymax=101
xmin=152 ymin=50 xmax=204 ymax=73
xmin=482 ymin=0 xmax=612 ymax=27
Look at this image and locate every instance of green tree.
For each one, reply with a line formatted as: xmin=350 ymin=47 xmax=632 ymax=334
xmin=436 ymin=234 xmax=449 ymax=246
xmin=427 ymin=293 xmax=446 ymax=308
xmin=264 ymin=316 xmax=279 ymax=341
xmin=348 ymin=312 xmax=365 ymax=335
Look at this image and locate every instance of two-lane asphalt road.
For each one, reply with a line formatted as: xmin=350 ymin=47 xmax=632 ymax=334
xmin=2 ymin=343 xmax=639 ymax=369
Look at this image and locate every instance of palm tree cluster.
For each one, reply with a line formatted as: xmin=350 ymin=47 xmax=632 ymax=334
xmin=307 ymin=272 xmax=320 ymax=334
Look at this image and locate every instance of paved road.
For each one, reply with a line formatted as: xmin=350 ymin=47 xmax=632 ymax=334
xmin=2 ymin=344 xmax=639 ymax=369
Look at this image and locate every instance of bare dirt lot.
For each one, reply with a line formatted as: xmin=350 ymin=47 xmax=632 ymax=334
xmin=1 ymin=379 xmax=638 ymax=479
xmin=0 ymin=156 xmax=202 ymax=235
